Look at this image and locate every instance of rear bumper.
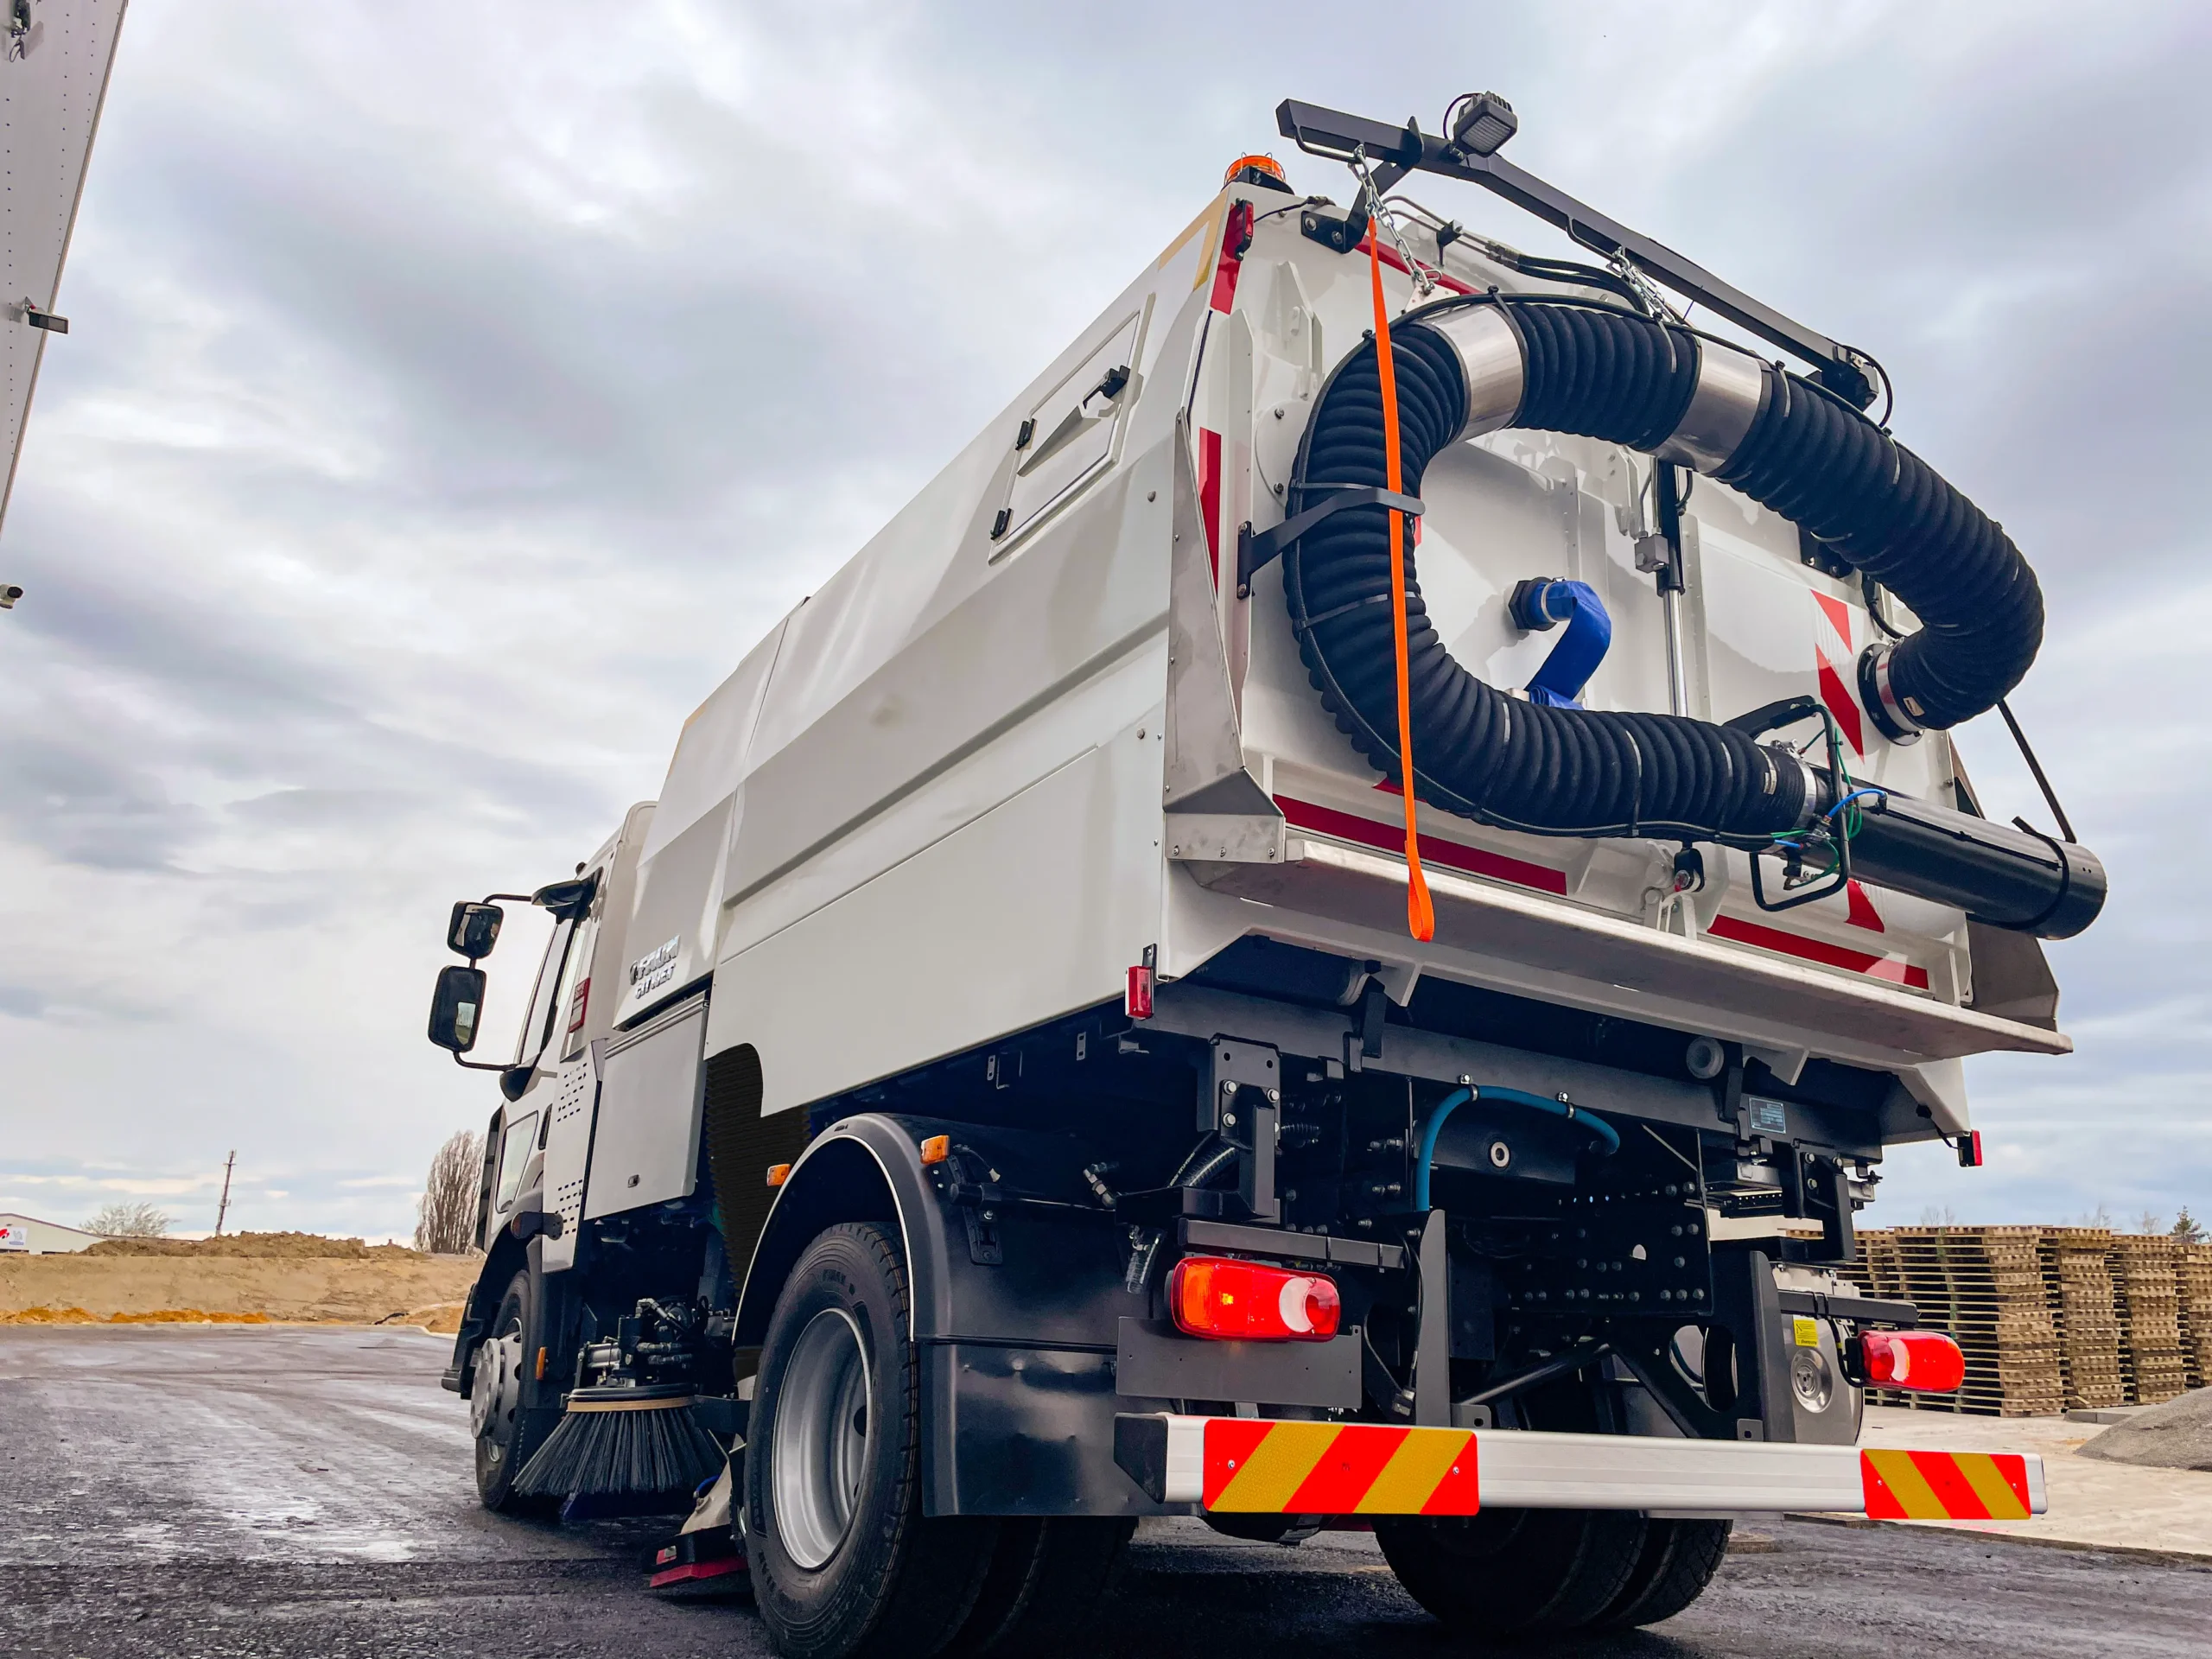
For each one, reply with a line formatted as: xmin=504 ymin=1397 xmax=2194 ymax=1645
xmin=1113 ymin=1414 xmax=2045 ymax=1522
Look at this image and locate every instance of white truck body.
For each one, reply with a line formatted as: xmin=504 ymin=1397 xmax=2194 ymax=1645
xmin=616 ymin=185 xmax=2060 ymax=1140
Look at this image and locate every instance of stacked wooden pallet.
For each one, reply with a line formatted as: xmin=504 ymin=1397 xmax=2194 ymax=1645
xmin=2111 ymin=1235 xmax=2189 ymax=1405
xmin=2181 ymin=1243 xmax=2212 ymax=1390
xmin=2042 ymin=1228 xmax=2126 ymax=1410
xmin=1853 ymin=1227 xmax=2062 ymax=1415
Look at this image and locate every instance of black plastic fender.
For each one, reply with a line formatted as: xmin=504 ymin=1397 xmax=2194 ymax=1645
xmin=733 ymin=1111 xmax=1155 ymax=1516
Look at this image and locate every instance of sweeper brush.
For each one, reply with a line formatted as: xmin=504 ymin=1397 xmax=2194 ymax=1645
xmin=512 ymin=1383 xmax=726 ymax=1501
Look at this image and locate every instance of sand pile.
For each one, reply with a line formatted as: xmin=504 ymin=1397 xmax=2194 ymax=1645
xmin=85 ymin=1231 xmax=420 ymax=1260
xmin=1 ymin=1306 xmax=275 ymax=1325
xmin=0 ymin=1239 xmax=480 ymax=1327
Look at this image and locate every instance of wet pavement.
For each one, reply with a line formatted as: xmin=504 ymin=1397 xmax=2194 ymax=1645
xmin=4 ymin=1325 xmax=2210 ymax=1657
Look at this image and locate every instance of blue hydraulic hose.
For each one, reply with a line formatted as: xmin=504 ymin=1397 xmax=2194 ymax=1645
xmin=1411 ymin=1084 xmax=1622 ymax=1211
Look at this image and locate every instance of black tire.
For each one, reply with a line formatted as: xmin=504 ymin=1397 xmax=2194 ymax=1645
xmin=949 ymin=1516 xmax=1137 ymax=1656
xmin=746 ymin=1223 xmax=1000 ymax=1659
xmin=472 ymin=1268 xmax=554 ymax=1515
xmin=1591 ymin=1517 xmax=1732 ymax=1630
xmin=1376 ymin=1507 xmax=1648 ymax=1641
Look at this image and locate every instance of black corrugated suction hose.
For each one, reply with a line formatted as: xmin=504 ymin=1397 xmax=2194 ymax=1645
xmin=1282 ymin=297 xmax=2043 ymax=843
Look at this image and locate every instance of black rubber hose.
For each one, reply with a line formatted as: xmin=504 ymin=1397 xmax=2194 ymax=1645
xmin=1283 ymin=296 xmax=2041 ymax=842
xmin=1287 ymin=307 xmax=1807 ymax=842
xmin=1717 ymin=373 xmax=2041 ymax=729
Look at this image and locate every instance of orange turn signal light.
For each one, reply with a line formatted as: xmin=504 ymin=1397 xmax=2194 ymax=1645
xmin=766 ymin=1163 xmax=792 ymax=1188
xmin=920 ymin=1135 xmax=951 ymax=1166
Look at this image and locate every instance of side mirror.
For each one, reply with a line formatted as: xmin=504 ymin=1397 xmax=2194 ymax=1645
xmin=428 ymin=964 xmax=489 ymax=1053
xmin=448 ymin=901 xmax=504 ymax=960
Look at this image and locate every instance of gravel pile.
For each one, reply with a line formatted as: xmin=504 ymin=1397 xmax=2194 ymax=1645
xmin=2079 ymin=1388 xmax=2212 ymax=1472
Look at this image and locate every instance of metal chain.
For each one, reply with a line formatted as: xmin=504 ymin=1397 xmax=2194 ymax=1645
xmin=1348 ymin=146 xmax=1437 ymax=301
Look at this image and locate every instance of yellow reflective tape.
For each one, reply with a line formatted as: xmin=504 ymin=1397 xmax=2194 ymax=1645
xmin=1792 ymin=1316 xmax=1821 ymax=1347
xmin=1864 ymin=1447 xmax=1947 ymax=1519
xmin=1354 ymin=1428 xmax=1471 ymax=1515
xmin=1953 ymin=1453 xmax=2031 ymax=1520
xmin=1156 ymin=197 xmax=1228 ymax=289
xmin=1211 ymin=1421 xmax=1338 ymax=1512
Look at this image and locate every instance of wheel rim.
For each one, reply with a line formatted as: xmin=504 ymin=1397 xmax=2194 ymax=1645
xmin=771 ymin=1307 xmax=872 ymax=1570
xmin=471 ymin=1327 xmax=524 ymax=1452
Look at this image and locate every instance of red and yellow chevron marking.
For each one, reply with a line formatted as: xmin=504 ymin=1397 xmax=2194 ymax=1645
xmin=1860 ymin=1449 xmax=2033 ymax=1521
xmin=1201 ymin=1419 xmax=1480 ymax=1515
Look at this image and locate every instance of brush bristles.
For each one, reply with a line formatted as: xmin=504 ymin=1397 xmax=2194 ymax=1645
xmin=515 ymin=1400 xmax=726 ymax=1498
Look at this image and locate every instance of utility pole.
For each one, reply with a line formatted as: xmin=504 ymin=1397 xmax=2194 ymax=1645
xmin=214 ymin=1151 xmax=236 ymax=1236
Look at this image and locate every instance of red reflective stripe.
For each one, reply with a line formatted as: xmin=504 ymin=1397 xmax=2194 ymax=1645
xmin=1420 ymin=1440 xmax=1482 ymax=1516
xmin=1906 ymin=1449 xmax=1993 ymax=1520
xmin=1198 ymin=427 xmax=1223 ymax=585
xmin=1844 ymin=880 xmax=1885 ymax=932
xmin=1372 ymin=239 xmax=1476 ymax=296
xmin=1706 ymin=913 xmax=1929 ymax=990
xmin=1201 ymin=1418 xmax=1276 ymax=1510
xmin=1284 ymin=1426 xmax=1408 ymax=1513
xmin=1861 ymin=1453 xmax=1908 ymax=1519
xmin=1277 ymin=795 xmax=1567 ymax=895
xmin=1816 ymin=659 xmax=1866 ymax=754
xmin=1211 ymin=200 xmax=1254 ymax=314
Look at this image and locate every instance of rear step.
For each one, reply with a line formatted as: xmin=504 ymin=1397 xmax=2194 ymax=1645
xmin=1114 ymin=1414 xmax=2044 ymax=1522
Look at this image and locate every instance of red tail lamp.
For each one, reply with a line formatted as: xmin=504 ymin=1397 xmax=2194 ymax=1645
xmin=1126 ymin=962 xmax=1154 ymax=1020
xmin=1169 ymin=1255 xmax=1341 ymax=1343
xmin=1860 ymin=1329 xmax=1966 ymax=1394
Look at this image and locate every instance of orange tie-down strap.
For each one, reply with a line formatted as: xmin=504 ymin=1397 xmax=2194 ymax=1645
xmin=1860 ymin=1447 xmax=2034 ymax=1521
xmin=1182 ymin=1418 xmax=2037 ymax=1521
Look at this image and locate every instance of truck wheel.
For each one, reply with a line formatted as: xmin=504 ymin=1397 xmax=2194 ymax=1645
xmin=1376 ymin=1507 xmax=1647 ymax=1640
xmin=1591 ymin=1517 xmax=1732 ymax=1630
xmin=746 ymin=1222 xmax=999 ymax=1659
xmin=471 ymin=1268 xmax=551 ymax=1514
xmin=948 ymin=1516 xmax=1137 ymax=1656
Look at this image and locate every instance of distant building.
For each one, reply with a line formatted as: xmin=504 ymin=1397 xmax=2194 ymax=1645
xmin=0 ymin=1213 xmax=103 ymax=1254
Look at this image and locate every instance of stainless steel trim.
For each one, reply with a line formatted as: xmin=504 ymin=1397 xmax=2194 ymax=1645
xmin=1656 ymin=339 xmax=1768 ymax=473
xmin=1428 ymin=306 xmax=1525 ymax=438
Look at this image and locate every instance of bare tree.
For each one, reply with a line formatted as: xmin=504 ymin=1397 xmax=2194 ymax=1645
xmin=86 ymin=1201 xmax=173 ymax=1238
xmin=414 ymin=1129 xmax=485 ymax=1254
xmin=2134 ymin=1209 xmax=2165 ymax=1237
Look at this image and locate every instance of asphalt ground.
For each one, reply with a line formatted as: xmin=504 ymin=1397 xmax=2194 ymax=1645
xmin=3 ymin=1326 xmax=2209 ymax=1658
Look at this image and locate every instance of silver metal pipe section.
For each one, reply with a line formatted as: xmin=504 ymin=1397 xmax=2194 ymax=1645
xmin=1654 ymin=339 xmax=1769 ymax=474
xmin=1429 ymin=306 xmax=1525 ymax=437
xmin=1662 ymin=588 xmax=1690 ymax=716
xmin=1856 ymin=641 xmax=1926 ymax=745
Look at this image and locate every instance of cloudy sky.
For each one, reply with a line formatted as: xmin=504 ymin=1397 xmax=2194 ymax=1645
xmin=1 ymin=0 xmax=2205 ymax=1242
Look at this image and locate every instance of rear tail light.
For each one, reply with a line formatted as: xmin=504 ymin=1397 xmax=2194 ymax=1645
xmin=1169 ymin=1255 xmax=1341 ymax=1343
xmin=1126 ymin=962 xmax=1154 ymax=1020
xmin=1860 ymin=1329 xmax=1966 ymax=1393
xmin=1957 ymin=1129 xmax=1984 ymax=1168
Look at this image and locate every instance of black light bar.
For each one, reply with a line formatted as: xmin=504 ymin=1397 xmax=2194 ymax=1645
xmin=1274 ymin=99 xmax=1873 ymax=407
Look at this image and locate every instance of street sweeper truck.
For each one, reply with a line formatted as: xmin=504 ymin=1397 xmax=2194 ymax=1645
xmin=426 ymin=93 xmax=2097 ymax=1655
